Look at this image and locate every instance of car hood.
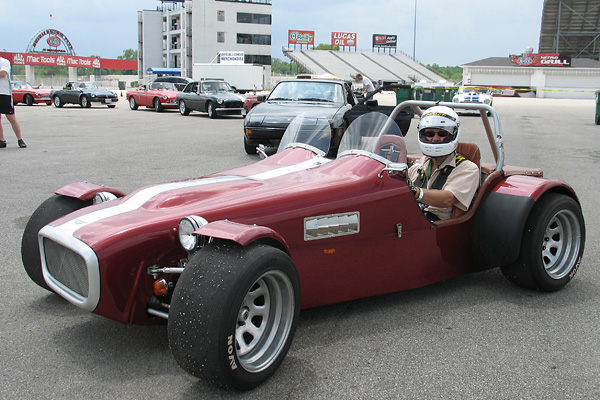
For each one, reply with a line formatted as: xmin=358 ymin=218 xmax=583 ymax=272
xmin=48 ymin=150 xmax=389 ymax=253
xmin=82 ymin=89 xmax=117 ymax=96
xmin=246 ymin=102 xmax=345 ymax=125
xmin=206 ymin=91 xmax=245 ymax=101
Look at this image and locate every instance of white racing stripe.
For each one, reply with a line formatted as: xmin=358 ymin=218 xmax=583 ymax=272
xmin=53 ymin=157 xmax=331 ymax=236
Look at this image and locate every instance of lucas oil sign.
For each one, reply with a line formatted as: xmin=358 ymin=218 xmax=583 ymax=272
xmin=331 ymin=32 xmax=357 ymax=47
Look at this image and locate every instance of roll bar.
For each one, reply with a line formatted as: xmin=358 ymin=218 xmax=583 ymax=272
xmin=387 ymin=100 xmax=504 ymax=171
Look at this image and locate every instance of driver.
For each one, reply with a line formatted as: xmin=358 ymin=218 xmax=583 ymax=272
xmin=408 ymin=106 xmax=479 ymax=221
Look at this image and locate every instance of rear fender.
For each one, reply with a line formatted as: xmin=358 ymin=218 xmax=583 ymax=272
xmin=471 ymin=175 xmax=579 ymax=271
xmin=195 ymin=220 xmax=289 ymax=251
xmin=55 ymin=182 xmax=126 ymax=202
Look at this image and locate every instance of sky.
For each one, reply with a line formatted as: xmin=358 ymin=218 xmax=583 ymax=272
xmin=1 ymin=0 xmax=545 ymax=67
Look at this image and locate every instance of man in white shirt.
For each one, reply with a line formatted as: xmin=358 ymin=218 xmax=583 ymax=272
xmin=0 ymin=57 xmax=26 ymax=148
xmin=355 ymin=73 xmax=375 ymax=98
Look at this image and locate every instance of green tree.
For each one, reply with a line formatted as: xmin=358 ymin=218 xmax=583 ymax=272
xmin=426 ymin=64 xmax=462 ymax=82
xmin=313 ymin=43 xmax=339 ymax=51
xmin=271 ymin=57 xmax=306 ymax=76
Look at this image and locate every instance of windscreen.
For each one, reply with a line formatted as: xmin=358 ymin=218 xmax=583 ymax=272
xmin=337 ymin=112 xmax=404 ymax=157
xmin=276 ymin=113 xmax=332 ymax=156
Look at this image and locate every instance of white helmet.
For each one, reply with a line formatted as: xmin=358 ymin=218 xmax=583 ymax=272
xmin=417 ymin=106 xmax=460 ymax=157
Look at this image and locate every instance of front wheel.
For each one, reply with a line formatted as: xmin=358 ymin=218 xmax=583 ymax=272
xmin=53 ymin=96 xmax=64 ymax=108
xmin=129 ymin=96 xmax=138 ymax=110
xmin=207 ymin=101 xmax=218 ymax=119
xmin=80 ymin=96 xmax=91 ymax=108
xmin=169 ymin=242 xmax=300 ymax=390
xmin=154 ymin=97 xmax=164 ymax=112
xmin=21 ymin=195 xmax=92 ymax=292
xmin=501 ymin=193 xmax=585 ymax=291
xmin=24 ymin=94 xmax=34 ymax=106
xmin=179 ymin=100 xmax=190 ymax=115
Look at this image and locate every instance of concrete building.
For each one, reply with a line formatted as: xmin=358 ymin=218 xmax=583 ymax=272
xmin=137 ymin=0 xmax=272 ymax=82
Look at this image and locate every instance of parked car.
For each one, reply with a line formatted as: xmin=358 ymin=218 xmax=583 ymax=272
xmin=11 ymin=81 xmax=52 ymax=106
xmin=51 ymin=82 xmax=118 ymax=108
xmin=126 ymin=82 xmax=180 ymax=112
xmin=243 ymin=79 xmax=412 ymax=156
xmin=153 ymin=76 xmax=193 ymax=91
xmin=176 ymin=80 xmax=245 ymax=118
xmin=21 ymin=101 xmax=585 ymax=390
xmin=452 ymin=86 xmax=493 ymax=114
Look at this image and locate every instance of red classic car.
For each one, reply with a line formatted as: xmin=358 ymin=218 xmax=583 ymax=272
xmin=126 ymin=82 xmax=180 ymax=112
xmin=21 ymin=101 xmax=585 ymax=390
xmin=11 ymin=81 xmax=52 ymax=106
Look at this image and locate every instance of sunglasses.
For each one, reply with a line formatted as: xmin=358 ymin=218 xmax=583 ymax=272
xmin=423 ymin=130 xmax=450 ymax=138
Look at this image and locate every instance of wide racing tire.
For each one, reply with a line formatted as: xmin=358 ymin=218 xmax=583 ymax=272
xmin=169 ymin=242 xmax=300 ymax=390
xmin=500 ymin=193 xmax=585 ymax=291
xmin=21 ymin=195 xmax=92 ymax=292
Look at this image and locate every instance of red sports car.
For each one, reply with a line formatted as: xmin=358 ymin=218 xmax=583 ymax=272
xmin=126 ymin=81 xmax=180 ymax=112
xmin=11 ymin=81 xmax=52 ymax=106
xmin=21 ymin=101 xmax=585 ymax=390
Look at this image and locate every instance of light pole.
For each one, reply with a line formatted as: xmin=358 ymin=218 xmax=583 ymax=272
xmin=413 ymin=0 xmax=417 ymax=60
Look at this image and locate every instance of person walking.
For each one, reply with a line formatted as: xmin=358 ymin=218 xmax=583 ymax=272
xmin=0 ymin=56 xmax=26 ymax=148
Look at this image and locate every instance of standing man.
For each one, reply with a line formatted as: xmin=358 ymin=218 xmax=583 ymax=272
xmin=0 ymin=56 xmax=26 ymax=148
xmin=355 ymin=73 xmax=375 ymax=98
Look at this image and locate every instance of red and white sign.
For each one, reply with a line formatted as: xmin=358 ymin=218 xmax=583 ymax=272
xmin=331 ymin=32 xmax=357 ymax=47
xmin=0 ymin=51 xmax=137 ymax=70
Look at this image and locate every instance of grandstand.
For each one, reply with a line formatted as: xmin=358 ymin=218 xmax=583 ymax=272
xmin=539 ymin=0 xmax=600 ymax=60
xmin=282 ymin=48 xmax=445 ymax=84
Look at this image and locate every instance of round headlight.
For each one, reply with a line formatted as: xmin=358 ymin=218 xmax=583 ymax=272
xmin=162 ymin=94 xmax=168 ymax=100
xmin=93 ymin=191 xmax=118 ymax=204
xmin=178 ymin=215 xmax=208 ymax=251
xmin=484 ymin=98 xmax=491 ymax=104
xmin=91 ymin=94 xmax=96 ymax=98
xmin=453 ymin=97 xmax=459 ymax=102
xmin=217 ymin=98 xmax=224 ymax=104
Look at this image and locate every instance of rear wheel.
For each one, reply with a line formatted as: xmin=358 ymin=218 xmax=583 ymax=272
xmin=129 ymin=96 xmax=138 ymax=110
xmin=24 ymin=94 xmax=34 ymax=106
xmin=21 ymin=195 xmax=92 ymax=292
xmin=169 ymin=242 xmax=300 ymax=390
xmin=501 ymin=193 xmax=585 ymax=291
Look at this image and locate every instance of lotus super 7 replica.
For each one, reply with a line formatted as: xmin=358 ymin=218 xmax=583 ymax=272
xmin=21 ymin=101 xmax=585 ymax=390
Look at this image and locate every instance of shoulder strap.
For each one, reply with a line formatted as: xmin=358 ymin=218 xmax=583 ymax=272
xmin=428 ymin=155 xmax=465 ymax=190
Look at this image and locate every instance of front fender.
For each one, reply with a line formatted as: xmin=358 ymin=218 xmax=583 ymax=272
xmin=471 ymin=175 xmax=578 ymax=271
xmin=55 ymin=182 xmax=126 ymax=202
xmin=195 ymin=220 xmax=289 ymax=250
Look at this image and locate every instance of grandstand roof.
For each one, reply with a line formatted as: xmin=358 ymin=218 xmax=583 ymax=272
xmin=539 ymin=0 xmax=600 ymax=60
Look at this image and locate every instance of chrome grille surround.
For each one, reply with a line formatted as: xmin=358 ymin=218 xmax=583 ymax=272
xmin=39 ymin=224 xmax=101 ymax=312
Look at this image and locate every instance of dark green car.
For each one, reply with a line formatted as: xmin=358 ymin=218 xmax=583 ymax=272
xmin=595 ymin=90 xmax=600 ymax=125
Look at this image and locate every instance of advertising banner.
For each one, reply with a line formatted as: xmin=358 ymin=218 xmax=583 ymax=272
xmin=373 ymin=34 xmax=397 ymax=49
xmin=510 ymin=53 xmax=571 ymax=67
xmin=331 ymin=32 xmax=357 ymax=47
xmin=219 ymin=51 xmax=245 ymax=65
xmin=288 ymin=30 xmax=315 ymax=45
xmin=0 ymin=52 xmax=137 ymax=70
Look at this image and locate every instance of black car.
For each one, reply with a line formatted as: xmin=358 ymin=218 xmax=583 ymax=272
xmin=51 ymin=82 xmax=118 ymax=108
xmin=243 ymin=79 xmax=358 ymax=155
xmin=176 ymin=80 xmax=245 ymax=118
xmin=243 ymin=79 xmax=413 ymax=156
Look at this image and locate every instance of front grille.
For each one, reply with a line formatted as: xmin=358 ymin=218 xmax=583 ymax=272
xmin=225 ymin=101 xmax=243 ymax=108
xmin=43 ymin=238 xmax=89 ymax=297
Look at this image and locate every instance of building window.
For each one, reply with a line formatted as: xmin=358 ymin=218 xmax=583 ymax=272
xmin=217 ymin=10 xmax=225 ymax=21
xmin=217 ymin=32 xmax=225 ymax=43
xmin=237 ymin=12 xmax=271 ymax=25
xmin=237 ymin=33 xmax=271 ymax=45
xmin=245 ymin=54 xmax=271 ymax=65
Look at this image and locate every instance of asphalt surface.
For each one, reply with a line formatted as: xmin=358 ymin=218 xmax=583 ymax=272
xmin=1 ymin=96 xmax=599 ymax=399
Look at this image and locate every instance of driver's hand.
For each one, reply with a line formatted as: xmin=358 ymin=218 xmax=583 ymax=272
xmin=406 ymin=178 xmax=418 ymax=197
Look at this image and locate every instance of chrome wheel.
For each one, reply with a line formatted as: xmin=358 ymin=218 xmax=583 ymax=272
xmin=235 ymin=270 xmax=295 ymax=373
xmin=542 ymin=208 xmax=582 ymax=279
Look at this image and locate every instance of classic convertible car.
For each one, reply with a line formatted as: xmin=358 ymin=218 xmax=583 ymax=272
xmin=176 ymin=80 xmax=244 ymax=118
xmin=11 ymin=81 xmax=52 ymax=106
xmin=51 ymin=82 xmax=118 ymax=108
xmin=21 ymin=101 xmax=585 ymax=390
xmin=126 ymin=82 xmax=180 ymax=112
